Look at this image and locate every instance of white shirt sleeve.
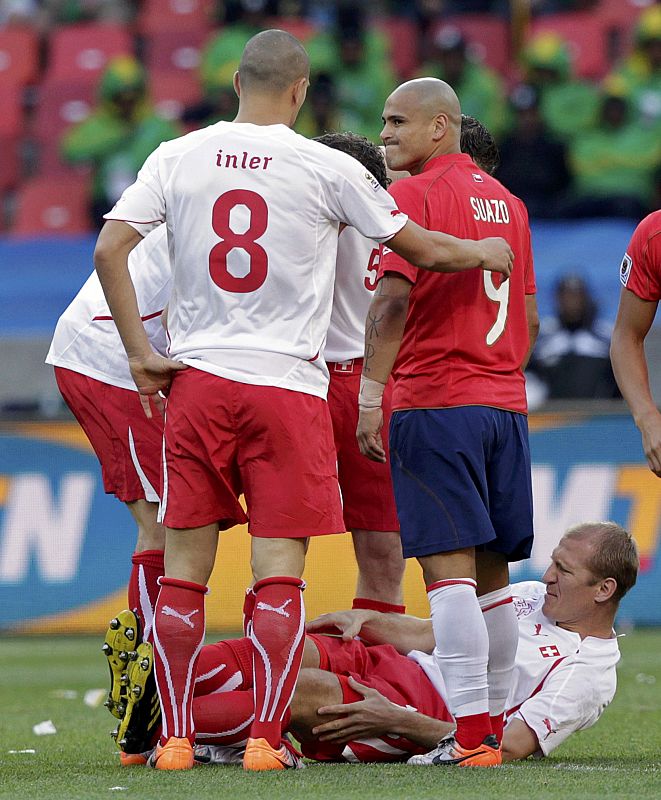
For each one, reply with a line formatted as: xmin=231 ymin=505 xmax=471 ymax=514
xmin=103 ymin=147 xmax=166 ymax=236
xmin=512 ymin=662 xmax=604 ymax=756
xmin=316 ymin=153 xmax=407 ymax=243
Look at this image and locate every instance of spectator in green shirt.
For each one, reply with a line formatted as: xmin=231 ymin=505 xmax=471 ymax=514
xmin=564 ymin=77 xmax=661 ymax=218
xmin=306 ymin=6 xmax=396 ymax=141
xmin=522 ymin=31 xmax=599 ymax=143
xmin=419 ymin=25 xmax=508 ymax=140
xmin=60 ymin=55 xmax=181 ymax=227
xmin=199 ymin=1 xmax=269 ymax=100
xmin=608 ymin=4 xmax=661 ymax=132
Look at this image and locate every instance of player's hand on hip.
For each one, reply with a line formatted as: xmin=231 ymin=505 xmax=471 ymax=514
xmin=313 ymin=677 xmax=399 ymax=742
xmin=357 ymin=407 xmax=386 ymax=463
xmin=479 ymin=237 xmax=514 ymax=278
xmin=306 ymin=609 xmax=374 ymax=641
xmin=640 ymin=410 xmax=661 ymax=477
xmin=128 ymin=352 xmax=187 ymax=418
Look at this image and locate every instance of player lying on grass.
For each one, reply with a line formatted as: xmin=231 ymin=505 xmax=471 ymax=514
xmin=110 ymin=521 xmax=637 ymax=766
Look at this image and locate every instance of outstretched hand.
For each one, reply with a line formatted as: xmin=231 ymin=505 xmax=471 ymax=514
xmin=128 ymin=352 xmax=188 ymax=418
xmin=306 ymin=609 xmax=372 ymax=641
xmin=312 ymin=677 xmax=400 ymax=743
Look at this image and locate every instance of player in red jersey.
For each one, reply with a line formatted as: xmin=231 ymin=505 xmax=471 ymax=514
xmin=357 ymin=79 xmax=539 ymax=767
xmin=93 ymin=33 xmax=514 ymax=772
xmin=610 ymin=211 xmax=661 ymax=475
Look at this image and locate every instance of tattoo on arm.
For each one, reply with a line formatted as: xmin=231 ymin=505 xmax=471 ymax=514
xmin=364 ymin=343 xmax=375 ymax=374
xmin=366 ymin=311 xmax=383 ymax=340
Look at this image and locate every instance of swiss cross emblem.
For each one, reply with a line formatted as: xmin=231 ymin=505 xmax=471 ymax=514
xmin=539 ymin=645 xmax=561 ymax=658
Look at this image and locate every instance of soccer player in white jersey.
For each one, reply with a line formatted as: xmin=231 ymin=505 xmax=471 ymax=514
xmin=46 ymin=225 xmax=170 ymax=633
xmin=46 ymin=225 xmax=171 ymax=763
xmin=186 ymin=522 xmax=637 ymax=765
xmin=92 ymin=29 xmax=514 ymax=772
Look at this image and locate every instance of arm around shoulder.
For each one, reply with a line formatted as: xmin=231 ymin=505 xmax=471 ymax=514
xmin=386 ymin=220 xmax=513 ymax=278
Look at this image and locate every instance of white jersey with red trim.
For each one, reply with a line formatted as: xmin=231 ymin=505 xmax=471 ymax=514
xmin=46 ymin=225 xmax=170 ymax=391
xmin=104 ymin=122 xmax=406 ymax=399
xmin=324 ymin=227 xmax=381 ymax=364
xmin=408 ymin=581 xmax=620 ymax=757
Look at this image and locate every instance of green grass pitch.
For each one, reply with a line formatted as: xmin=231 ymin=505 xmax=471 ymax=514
xmin=1 ymin=630 xmax=660 ymax=800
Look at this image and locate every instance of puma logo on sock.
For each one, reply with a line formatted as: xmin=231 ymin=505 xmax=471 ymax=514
xmin=161 ymin=605 xmax=199 ymax=629
xmin=255 ymin=598 xmax=292 ymax=618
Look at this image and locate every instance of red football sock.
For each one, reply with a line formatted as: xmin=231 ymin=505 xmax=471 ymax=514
xmin=128 ymin=549 xmax=164 ymax=643
xmin=490 ymin=713 xmax=504 ymax=744
xmin=194 ymin=637 xmax=254 ymax=695
xmin=249 ymin=576 xmax=306 ymax=748
xmin=455 ymin=711 xmax=493 ymax=751
xmin=194 ymin=691 xmax=291 ymax=746
xmin=153 ymin=577 xmax=207 ymax=746
xmin=242 ymin=587 xmax=256 ymax=635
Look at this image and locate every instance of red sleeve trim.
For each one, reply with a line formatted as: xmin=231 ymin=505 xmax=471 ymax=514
xmin=103 ymin=216 xmax=163 ymax=225
xmin=93 ymin=309 xmax=164 ymax=322
xmin=505 ymin=656 xmax=568 ymax=719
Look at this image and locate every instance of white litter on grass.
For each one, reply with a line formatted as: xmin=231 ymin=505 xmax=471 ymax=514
xmin=84 ymin=688 xmax=107 ymax=708
xmin=108 ymin=788 xmax=128 ymax=792
xmin=8 ymin=749 xmax=36 ymax=754
xmin=50 ymin=689 xmax=78 ymax=700
xmin=32 ymin=720 xmax=57 ymax=736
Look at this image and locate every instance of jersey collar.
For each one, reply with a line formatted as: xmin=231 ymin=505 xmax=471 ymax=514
xmin=421 ymin=153 xmax=475 ymax=173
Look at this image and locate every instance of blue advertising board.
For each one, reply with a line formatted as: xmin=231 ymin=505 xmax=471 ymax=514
xmin=0 ymin=414 xmax=660 ymax=628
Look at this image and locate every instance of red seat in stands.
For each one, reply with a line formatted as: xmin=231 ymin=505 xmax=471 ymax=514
xmin=46 ymin=23 xmax=133 ymax=84
xmin=530 ymin=12 xmax=610 ymax=80
xmin=11 ymin=176 xmax=92 ymax=236
xmin=0 ymin=26 xmax=39 ymax=87
xmin=137 ymin=0 xmax=214 ymax=36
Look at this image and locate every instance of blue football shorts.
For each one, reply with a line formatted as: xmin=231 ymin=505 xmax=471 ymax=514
xmin=389 ymin=406 xmax=534 ymax=561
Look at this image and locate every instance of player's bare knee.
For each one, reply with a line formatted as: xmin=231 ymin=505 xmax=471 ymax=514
xmin=127 ymin=500 xmax=164 ymax=551
xmin=290 ymin=669 xmax=342 ymax=739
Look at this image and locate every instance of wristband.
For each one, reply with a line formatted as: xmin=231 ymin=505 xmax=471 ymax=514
xmin=358 ymin=376 xmax=386 ymax=409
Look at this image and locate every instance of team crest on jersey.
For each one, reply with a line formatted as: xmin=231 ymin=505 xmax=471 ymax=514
xmin=365 ymin=171 xmax=381 ymax=192
xmin=620 ymin=253 xmax=633 ymax=287
xmin=472 ymin=173 xmax=484 ymax=183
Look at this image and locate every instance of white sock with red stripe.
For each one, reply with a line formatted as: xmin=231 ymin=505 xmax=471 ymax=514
xmin=128 ymin=549 xmax=164 ymax=643
xmin=479 ymin=585 xmax=517 ymax=744
xmin=249 ymin=576 xmax=306 ymax=748
xmin=427 ymin=578 xmax=491 ymax=750
xmin=153 ymin=577 xmax=207 ymax=746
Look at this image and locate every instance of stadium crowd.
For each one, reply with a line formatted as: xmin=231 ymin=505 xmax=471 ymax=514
xmin=0 ymin=0 xmax=660 ymax=232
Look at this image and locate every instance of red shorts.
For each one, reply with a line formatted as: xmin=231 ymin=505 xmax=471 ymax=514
xmin=327 ymin=359 xmax=399 ymax=532
xmin=161 ymin=368 xmax=345 ymax=537
xmin=54 ymin=366 xmax=162 ymax=503
xmin=303 ymin=633 xmax=451 ymax=763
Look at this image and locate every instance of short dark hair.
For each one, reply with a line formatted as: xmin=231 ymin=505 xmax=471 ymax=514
xmin=565 ymin=521 xmax=639 ymax=602
xmin=314 ymin=131 xmax=389 ymax=190
xmin=460 ymin=114 xmax=500 ymax=176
